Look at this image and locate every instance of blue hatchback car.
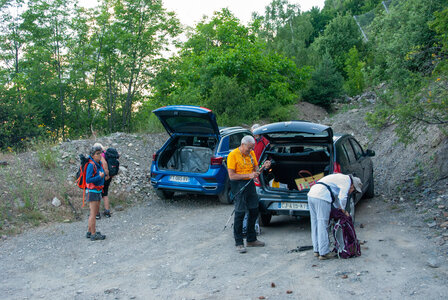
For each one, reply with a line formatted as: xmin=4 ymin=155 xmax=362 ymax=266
xmin=150 ymin=105 xmax=252 ymax=203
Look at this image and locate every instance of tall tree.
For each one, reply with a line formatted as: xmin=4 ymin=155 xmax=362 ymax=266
xmin=95 ymin=0 xmax=181 ymax=132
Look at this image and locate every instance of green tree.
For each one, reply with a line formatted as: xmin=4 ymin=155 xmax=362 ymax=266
xmin=312 ymin=14 xmax=364 ymax=75
xmin=302 ymin=54 xmax=343 ymax=109
xmin=94 ymin=0 xmax=181 ymax=132
xmin=151 ymin=9 xmax=311 ymax=125
xmin=343 ymin=46 xmax=365 ymax=96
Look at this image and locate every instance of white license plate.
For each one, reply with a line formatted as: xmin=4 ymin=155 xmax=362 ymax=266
xmin=279 ymin=202 xmax=308 ymax=210
xmin=170 ymin=176 xmax=189 ymax=183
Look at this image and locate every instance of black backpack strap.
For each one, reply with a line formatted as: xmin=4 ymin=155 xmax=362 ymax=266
xmin=315 ymin=182 xmax=336 ymax=204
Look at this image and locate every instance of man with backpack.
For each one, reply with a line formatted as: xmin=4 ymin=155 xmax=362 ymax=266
xmin=85 ymin=145 xmax=106 ymax=241
xmin=307 ymin=173 xmax=362 ymax=260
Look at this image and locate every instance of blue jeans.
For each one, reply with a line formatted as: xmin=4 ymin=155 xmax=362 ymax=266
xmin=308 ymin=196 xmax=332 ymax=255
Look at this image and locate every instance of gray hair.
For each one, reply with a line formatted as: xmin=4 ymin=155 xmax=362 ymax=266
xmin=241 ymin=135 xmax=256 ymax=145
xmin=251 ymin=124 xmax=260 ymax=132
xmin=93 ymin=142 xmax=105 ymax=151
xmin=90 ymin=145 xmax=103 ymax=156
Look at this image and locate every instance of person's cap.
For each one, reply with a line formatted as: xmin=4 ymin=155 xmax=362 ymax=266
xmin=349 ymin=175 xmax=363 ymax=193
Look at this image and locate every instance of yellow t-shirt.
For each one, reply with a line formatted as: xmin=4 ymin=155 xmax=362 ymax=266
xmin=227 ymin=147 xmax=258 ymax=175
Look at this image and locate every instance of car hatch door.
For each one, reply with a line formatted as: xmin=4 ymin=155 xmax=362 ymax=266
xmin=152 ymin=105 xmax=220 ymax=138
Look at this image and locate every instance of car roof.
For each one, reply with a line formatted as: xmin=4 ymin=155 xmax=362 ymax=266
xmin=219 ymin=126 xmax=251 ymax=136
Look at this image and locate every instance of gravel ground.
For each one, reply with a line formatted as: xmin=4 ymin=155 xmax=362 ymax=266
xmin=1 ymin=191 xmax=447 ymax=300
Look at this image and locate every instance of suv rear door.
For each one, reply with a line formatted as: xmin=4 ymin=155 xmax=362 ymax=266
xmin=152 ymin=105 xmax=220 ymax=139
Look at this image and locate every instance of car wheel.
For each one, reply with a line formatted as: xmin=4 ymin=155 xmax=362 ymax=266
xmin=345 ymin=195 xmax=355 ymax=222
xmin=364 ymin=172 xmax=375 ymax=199
xmin=259 ymin=213 xmax=272 ymax=226
xmin=155 ymin=189 xmax=174 ymax=199
xmin=218 ymin=180 xmax=233 ymax=204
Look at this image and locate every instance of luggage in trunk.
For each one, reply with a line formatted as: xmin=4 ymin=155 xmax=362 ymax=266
xmin=165 ymin=146 xmax=213 ymax=173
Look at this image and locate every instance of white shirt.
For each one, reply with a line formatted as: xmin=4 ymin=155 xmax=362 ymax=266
xmin=307 ymin=173 xmax=351 ymax=209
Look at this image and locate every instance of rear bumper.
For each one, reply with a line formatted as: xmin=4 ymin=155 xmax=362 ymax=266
xmin=150 ymin=168 xmax=226 ymax=196
xmin=257 ymin=187 xmax=310 ymax=217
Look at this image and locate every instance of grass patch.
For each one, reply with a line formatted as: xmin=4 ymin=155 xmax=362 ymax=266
xmin=37 ymin=147 xmax=57 ymax=169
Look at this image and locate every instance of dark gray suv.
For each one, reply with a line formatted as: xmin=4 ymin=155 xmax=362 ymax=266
xmin=253 ymin=121 xmax=375 ymax=225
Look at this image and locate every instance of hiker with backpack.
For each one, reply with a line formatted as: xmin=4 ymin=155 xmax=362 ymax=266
xmin=93 ymin=143 xmax=119 ymax=219
xmin=85 ymin=145 xmax=106 ymax=241
xmin=307 ymin=173 xmax=362 ymax=260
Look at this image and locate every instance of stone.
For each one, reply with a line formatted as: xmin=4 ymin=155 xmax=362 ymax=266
xmin=427 ymin=257 xmax=442 ymax=268
xmin=427 ymin=221 xmax=437 ymax=228
xmin=52 ymin=197 xmax=61 ymax=207
xmin=115 ymin=205 xmax=124 ymax=211
xmin=440 ymin=221 xmax=448 ymax=228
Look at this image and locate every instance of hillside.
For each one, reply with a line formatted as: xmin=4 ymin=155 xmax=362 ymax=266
xmin=0 ymin=100 xmax=447 ymax=245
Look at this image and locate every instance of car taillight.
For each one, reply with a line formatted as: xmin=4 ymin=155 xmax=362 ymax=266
xmin=152 ymin=153 xmax=158 ymax=162
xmin=333 ymin=162 xmax=341 ymax=173
xmin=210 ymin=156 xmax=223 ymax=165
xmin=254 ymin=176 xmax=261 ymax=186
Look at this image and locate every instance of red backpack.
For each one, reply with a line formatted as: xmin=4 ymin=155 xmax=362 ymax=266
xmin=75 ymin=154 xmax=96 ymax=207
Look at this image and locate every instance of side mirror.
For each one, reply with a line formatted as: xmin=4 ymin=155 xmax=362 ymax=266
xmin=366 ymin=149 xmax=375 ymax=157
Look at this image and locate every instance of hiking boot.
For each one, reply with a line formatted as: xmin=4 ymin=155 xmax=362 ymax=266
xmin=90 ymin=232 xmax=106 ymax=241
xmin=103 ymin=210 xmax=111 ymax=218
xmin=318 ymin=252 xmax=337 ymax=260
xmin=236 ymin=245 xmax=247 ymax=253
xmin=314 ymin=252 xmax=319 ymax=257
xmin=86 ymin=232 xmax=91 ymax=239
xmin=95 ymin=213 xmax=101 ymax=220
xmin=246 ymin=240 xmax=265 ymax=247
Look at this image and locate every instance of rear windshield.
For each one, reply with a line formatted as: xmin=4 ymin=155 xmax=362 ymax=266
xmin=165 ymin=116 xmax=215 ymax=134
xmin=268 ymin=144 xmax=330 ymax=155
xmin=267 ymin=132 xmax=330 ymax=139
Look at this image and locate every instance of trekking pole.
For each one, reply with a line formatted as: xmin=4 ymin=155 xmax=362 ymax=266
xmin=222 ymin=163 xmax=267 ymax=231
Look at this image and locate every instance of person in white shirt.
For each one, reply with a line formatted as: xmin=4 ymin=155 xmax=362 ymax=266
xmin=307 ymin=173 xmax=362 ymax=260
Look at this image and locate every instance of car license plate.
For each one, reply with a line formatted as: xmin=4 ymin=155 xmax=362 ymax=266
xmin=170 ymin=176 xmax=189 ymax=183
xmin=279 ymin=202 xmax=308 ymax=210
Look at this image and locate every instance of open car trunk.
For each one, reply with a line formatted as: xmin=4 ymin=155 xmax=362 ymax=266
xmin=158 ymin=136 xmax=217 ymax=173
xmin=260 ymin=145 xmax=332 ymax=191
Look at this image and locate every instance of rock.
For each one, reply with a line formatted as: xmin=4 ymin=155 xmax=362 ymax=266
xmin=440 ymin=221 xmax=448 ymax=228
xmin=1 ymin=235 xmax=7 ymax=240
xmin=115 ymin=205 xmax=124 ymax=211
xmin=427 ymin=221 xmax=437 ymax=228
xmin=438 ymin=205 xmax=446 ymax=209
xmin=0 ymin=161 xmax=8 ymax=166
xmin=52 ymin=197 xmax=61 ymax=207
xmin=61 ymin=152 xmax=69 ymax=159
xmin=427 ymin=257 xmax=442 ymax=268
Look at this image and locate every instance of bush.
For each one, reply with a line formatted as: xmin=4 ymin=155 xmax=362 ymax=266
xmin=302 ymin=54 xmax=344 ymax=109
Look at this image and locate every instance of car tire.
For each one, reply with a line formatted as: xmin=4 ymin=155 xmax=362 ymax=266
xmin=218 ymin=180 xmax=233 ymax=204
xmin=345 ymin=195 xmax=355 ymax=223
xmin=155 ymin=189 xmax=174 ymax=199
xmin=259 ymin=213 xmax=272 ymax=226
xmin=364 ymin=172 xmax=375 ymax=199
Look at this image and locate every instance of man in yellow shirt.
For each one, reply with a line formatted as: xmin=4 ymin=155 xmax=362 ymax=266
xmin=227 ymin=135 xmax=271 ymax=253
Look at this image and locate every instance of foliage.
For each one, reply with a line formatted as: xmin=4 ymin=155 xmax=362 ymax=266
xmin=312 ymin=14 xmax=364 ymax=75
xmin=343 ymin=46 xmax=366 ymax=96
xmin=365 ymin=0 xmax=448 ymax=143
xmin=37 ymin=147 xmax=57 ymax=169
xmin=149 ymin=9 xmax=311 ymax=125
xmin=302 ymin=54 xmax=344 ymax=109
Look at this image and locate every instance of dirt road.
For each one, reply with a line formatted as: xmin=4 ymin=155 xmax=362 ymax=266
xmin=1 ymin=192 xmax=447 ymax=300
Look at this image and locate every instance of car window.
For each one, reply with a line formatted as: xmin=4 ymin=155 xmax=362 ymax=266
xmin=336 ymin=142 xmax=350 ymax=166
xmin=229 ymin=133 xmax=245 ymax=150
xmin=349 ymin=138 xmax=364 ymax=160
xmin=342 ymin=140 xmax=356 ymax=163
